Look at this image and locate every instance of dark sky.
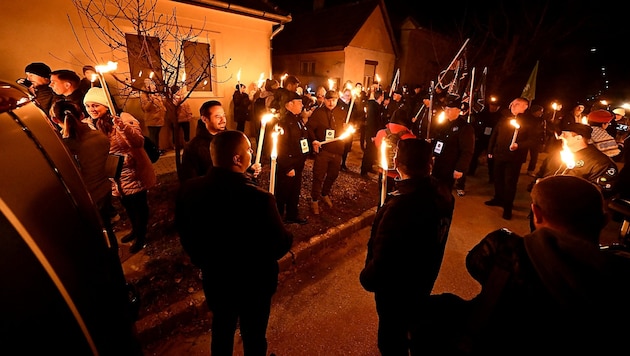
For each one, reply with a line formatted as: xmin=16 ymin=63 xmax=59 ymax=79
xmin=272 ymin=0 xmax=630 ymax=107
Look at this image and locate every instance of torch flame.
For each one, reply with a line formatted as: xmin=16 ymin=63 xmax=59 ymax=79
xmin=237 ymin=68 xmax=241 ymax=83
xmin=380 ymin=139 xmax=388 ymax=170
xmin=262 ymin=113 xmax=274 ymax=126
xmin=94 ymin=61 xmax=118 ymax=74
xmin=270 ymin=125 xmax=284 ymax=159
xmin=510 ymin=119 xmax=520 ymax=129
xmin=337 ymin=125 xmax=356 ymax=141
xmin=560 ymin=140 xmax=575 ymax=169
xmin=437 ymin=111 xmax=446 ymax=124
xmin=375 ymin=74 xmax=381 ymax=84
xmin=328 ymin=78 xmax=335 ymax=91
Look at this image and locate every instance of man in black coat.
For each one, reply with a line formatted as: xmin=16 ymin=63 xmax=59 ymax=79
xmin=431 ymin=97 xmax=475 ymax=193
xmin=175 ymin=130 xmax=293 ymax=355
xmin=360 ymin=138 xmax=455 ymax=355
xmin=485 ymin=97 xmax=531 ymax=220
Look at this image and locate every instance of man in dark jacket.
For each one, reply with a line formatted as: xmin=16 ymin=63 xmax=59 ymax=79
xmin=232 ymin=83 xmax=251 ymax=132
xmin=360 ymin=88 xmax=385 ymax=176
xmin=21 ymin=62 xmax=58 ymax=116
xmin=175 ymin=130 xmax=293 ymax=355
xmin=431 ymin=97 xmax=475 ymax=193
xmin=306 ymin=89 xmax=352 ymax=214
xmin=532 ymin=122 xmax=618 ymax=199
xmin=180 ymin=100 xmax=226 ymax=181
xmin=464 ymin=175 xmax=629 ymax=354
xmin=360 ymin=138 xmax=455 ymax=355
xmin=485 ymin=97 xmax=531 ymax=220
xmin=275 ymin=91 xmax=309 ymax=224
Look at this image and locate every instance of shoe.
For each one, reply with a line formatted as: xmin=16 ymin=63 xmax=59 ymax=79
xmin=456 ymin=189 xmax=466 ymax=197
xmin=129 ymin=240 xmax=146 ymax=254
xmin=502 ymin=210 xmax=512 ymax=220
xmin=285 ymin=217 xmax=308 ymax=225
xmin=311 ymin=201 xmax=320 ymax=215
xmin=484 ymin=199 xmax=502 ymax=207
xmin=322 ymin=195 xmax=333 ymax=208
xmin=121 ymin=233 xmax=135 ymax=243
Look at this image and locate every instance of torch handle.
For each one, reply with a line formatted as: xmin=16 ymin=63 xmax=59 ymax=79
xmin=255 ymin=124 xmax=266 ymax=165
xmin=97 ymin=73 xmax=117 ymax=115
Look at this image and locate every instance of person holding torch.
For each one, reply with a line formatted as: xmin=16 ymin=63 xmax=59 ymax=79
xmin=306 ymin=90 xmax=351 ymax=215
xmin=84 ymin=87 xmax=156 ymax=254
xmin=360 ymin=138 xmax=454 ymax=355
xmin=485 ymin=97 xmax=530 ymax=220
xmin=275 ymin=91 xmax=310 ymax=224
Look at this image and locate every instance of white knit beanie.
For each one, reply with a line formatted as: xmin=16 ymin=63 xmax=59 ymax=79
xmin=83 ymin=87 xmax=109 ymax=107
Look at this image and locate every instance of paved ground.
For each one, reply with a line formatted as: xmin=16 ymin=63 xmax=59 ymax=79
xmin=124 ymin=139 xmax=627 ymax=354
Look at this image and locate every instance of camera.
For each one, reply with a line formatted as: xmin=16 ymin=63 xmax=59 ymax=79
xmin=16 ymin=78 xmax=32 ymax=88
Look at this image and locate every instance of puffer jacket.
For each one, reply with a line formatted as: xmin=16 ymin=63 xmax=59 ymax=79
xmin=109 ymin=112 xmax=157 ymax=196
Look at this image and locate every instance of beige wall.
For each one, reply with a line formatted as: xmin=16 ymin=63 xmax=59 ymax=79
xmin=0 ymin=0 xmax=276 ymax=147
xmin=272 ymin=5 xmax=395 ymax=94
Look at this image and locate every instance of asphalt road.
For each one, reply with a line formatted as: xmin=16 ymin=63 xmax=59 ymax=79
xmin=144 ymin=152 xmax=624 ymax=355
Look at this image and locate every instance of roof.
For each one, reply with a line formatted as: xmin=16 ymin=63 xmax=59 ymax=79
xmin=271 ymin=0 xmax=395 ymax=55
xmin=174 ymin=0 xmax=292 ymax=23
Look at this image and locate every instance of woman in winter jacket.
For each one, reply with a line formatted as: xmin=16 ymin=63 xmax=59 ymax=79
xmin=84 ymin=87 xmax=156 ymax=254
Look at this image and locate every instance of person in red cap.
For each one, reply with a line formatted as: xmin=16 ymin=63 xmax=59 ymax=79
xmin=587 ymin=109 xmax=620 ymax=159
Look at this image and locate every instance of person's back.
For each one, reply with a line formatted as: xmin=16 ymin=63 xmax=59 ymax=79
xmin=464 ymin=175 xmax=629 ymax=354
xmin=175 ymin=130 xmax=292 ymax=355
xmin=360 ymin=138 xmax=454 ymax=354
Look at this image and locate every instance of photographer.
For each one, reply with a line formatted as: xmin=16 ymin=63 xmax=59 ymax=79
xmin=18 ymin=62 xmax=58 ymax=115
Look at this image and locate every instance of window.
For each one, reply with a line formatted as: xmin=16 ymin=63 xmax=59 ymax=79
xmin=125 ymin=34 xmax=162 ymax=90
xmin=125 ymin=33 xmax=216 ymax=95
xmin=364 ymin=60 xmax=378 ymax=87
xmin=183 ymin=40 xmax=213 ymax=93
xmin=300 ymin=61 xmax=315 ymax=76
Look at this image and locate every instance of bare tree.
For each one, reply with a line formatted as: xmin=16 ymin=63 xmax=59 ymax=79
xmin=69 ymin=0 xmax=230 ymax=179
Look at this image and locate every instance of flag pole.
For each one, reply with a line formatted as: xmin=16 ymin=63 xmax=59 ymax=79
xmin=426 ymin=80 xmax=435 ymax=140
xmin=437 ymin=38 xmax=469 ymax=86
xmin=467 ymin=67 xmax=475 ymax=123
xmin=389 ymin=68 xmax=400 ymax=97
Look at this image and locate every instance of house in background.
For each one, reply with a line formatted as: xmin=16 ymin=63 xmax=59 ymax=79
xmin=396 ymin=16 xmax=458 ymax=90
xmin=271 ymin=0 xmax=397 ymax=93
xmin=0 ymin=0 xmax=291 ymax=146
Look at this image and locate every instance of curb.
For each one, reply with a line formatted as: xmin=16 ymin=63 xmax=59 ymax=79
xmin=135 ymin=206 xmax=377 ymax=344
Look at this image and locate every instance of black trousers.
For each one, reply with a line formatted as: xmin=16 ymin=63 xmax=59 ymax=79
xmin=120 ymin=190 xmax=149 ymax=242
xmin=275 ymin=163 xmax=305 ymax=220
xmin=204 ymin=279 xmax=273 ymax=356
xmin=491 ymin=159 xmax=523 ymax=212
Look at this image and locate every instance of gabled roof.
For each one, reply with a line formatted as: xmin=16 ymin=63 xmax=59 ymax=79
xmin=174 ymin=0 xmax=292 ymax=23
xmin=272 ymin=0 xmax=397 ymax=55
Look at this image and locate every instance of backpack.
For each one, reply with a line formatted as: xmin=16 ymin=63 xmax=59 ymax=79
xmin=144 ymin=135 xmax=160 ymax=163
xmin=383 ymin=128 xmax=403 ymax=170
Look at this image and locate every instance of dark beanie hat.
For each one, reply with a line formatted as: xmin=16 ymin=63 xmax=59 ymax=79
xmin=25 ymin=62 xmax=51 ymax=79
xmin=561 ymin=121 xmax=592 ymax=139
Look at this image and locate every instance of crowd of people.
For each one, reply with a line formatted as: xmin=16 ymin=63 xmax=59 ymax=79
xmin=19 ymin=61 xmax=630 ymax=354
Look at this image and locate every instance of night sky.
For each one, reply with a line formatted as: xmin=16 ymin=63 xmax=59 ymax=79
xmin=272 ymin=0 xmax=630 ymax=109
